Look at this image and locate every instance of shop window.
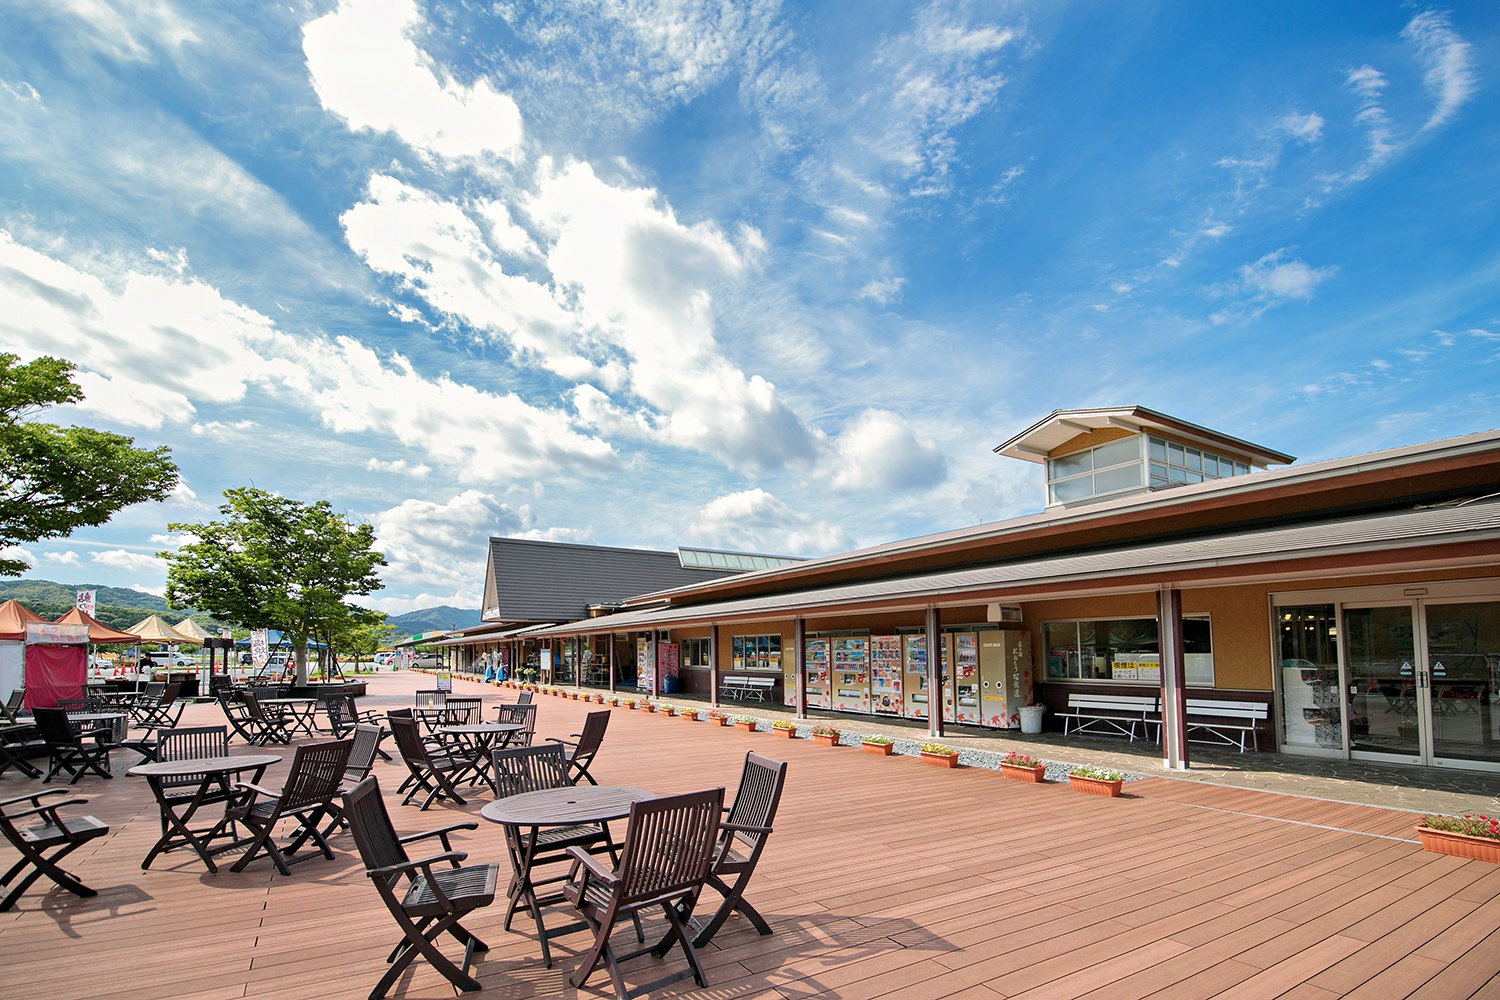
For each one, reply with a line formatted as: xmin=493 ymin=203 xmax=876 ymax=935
xmin=1043 ymin=615 xmax=1214 ymax=685
xmin=1047 ymin=436 xmax=1144 ymax=505
xmin=1147 ymin=435 xmax=1249 ymax=489
xmin=680 ymin=637 xmax=712 ymax=668
xmin=731 ymin=634 xmax=782 ymax=671
xmin=1276 ymin=604 xmax=1342 ymax=750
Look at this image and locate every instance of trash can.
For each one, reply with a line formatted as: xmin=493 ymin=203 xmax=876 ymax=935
xmin=1019 ymin=704 xmax=1045 ymax=735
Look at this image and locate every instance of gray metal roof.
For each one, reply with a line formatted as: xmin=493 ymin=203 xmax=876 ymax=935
xmin=481 ymin=537 xmax=740 ymax=622
xmin=533 ymin=500 xmax=1500 ymax=636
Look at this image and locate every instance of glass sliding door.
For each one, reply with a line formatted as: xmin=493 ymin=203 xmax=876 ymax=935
xmin=1425 ymin=601 xmax=1500 ymax=766
xmin=1343 ymin=604 xmax=1422 ymax=761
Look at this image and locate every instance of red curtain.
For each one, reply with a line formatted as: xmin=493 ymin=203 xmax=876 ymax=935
xmin=22 ymin=644 xmax=86 ymax=711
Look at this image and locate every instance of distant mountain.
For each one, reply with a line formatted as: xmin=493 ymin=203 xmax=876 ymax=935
xmin=386 ymin=606 xmax=482 ymax=639
xmin=0 ymin=579 xmax=227 ymax=634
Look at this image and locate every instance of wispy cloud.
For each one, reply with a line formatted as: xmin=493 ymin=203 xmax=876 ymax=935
xmin=1402 ymin=9 xmax=1476 ymax=132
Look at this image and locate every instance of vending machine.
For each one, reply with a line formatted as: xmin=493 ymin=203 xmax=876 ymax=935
xmin=952 ymin=632 xmax=980 ymax=725
xmin=940 ymin=634 xmax=955 ymax=724
xmin=978 ymin=630 xmax=1033 ymax=729
xmin=830 ymin=637 xmax=870 ymax=714
xmin=783 ymin=644 xmax=797 ymax=708
xmin=902 ymin=634 xmax=929 ymax=720
xmin=805 ymin=637 xmax=831 ymax=709
xmin=870 ymin=635 xmax=902 ymax=715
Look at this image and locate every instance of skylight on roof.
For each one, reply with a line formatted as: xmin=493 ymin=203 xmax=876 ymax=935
xmin=677 ymin=547 xmax=806 ymax=572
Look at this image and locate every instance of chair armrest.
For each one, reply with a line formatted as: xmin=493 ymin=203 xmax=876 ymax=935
xmin=399 ymin=822 xmax=478 ymax=844
xmin=720 ymin=821 xmax=773 ymax=835
xmin=3 ymin=798 xmax=89 ymax=820
xmin=366 ymin=850 xmax=467 ymax=878
xmin=0 ymin=788 xmax=73 ymax=809
xmin=565 ymin=845 xmax=619 ymax=885
xmin=231 ymin=781 xmax=280 ymax=797
xmin=545 ymin=737 xmax=579 ymax=749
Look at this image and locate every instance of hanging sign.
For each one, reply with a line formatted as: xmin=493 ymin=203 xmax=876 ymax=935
xmin=251 ymin=629 xmax=269 ymax=667
xmin=75 ymin=590 xmax=96 ymax=616
xmin=25 ymin=622 xmax=90 ymax=645
xmin=221 ymin=629 xmax=232 ymax=640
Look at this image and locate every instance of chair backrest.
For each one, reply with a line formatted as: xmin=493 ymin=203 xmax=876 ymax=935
xmin=342 ymin=776 xmax=408 ymax=890
xmin=344 ymin=724 xmax=383 ymax=784
xmin=515 ymin=690 xmax=533 ymax=706
xmin=387 ymin=713 xmax=432 ymax=765
xmin=2 ymin=689 xmax=22 ymax=722
xmin=446 ymin=697 xmax=481 ymax=725
xmin=573 ymin=711 xmax=611 ymax=759
xmin=324 ymin=695 xmax=352 ymax=736
xmin=56 ymin=699 xmax=87 ymax=712
xmin=32 ymin=707 xmax=79 ymax=747
xmin=242 ymin=690 xmax=268 ymax=721
xmin=415 ymin=690 xmax=446 ymax=708
xmin=157 ymin=726 xmax=230 ymax=792
xmin=725 ymin=752 xmax=788 ymax=853
xmin=143 ymin=681 xmax=166 ymax=701
xmin=278 ymin=739 xmax=354 ymax=812
xmin=615 ymin=788 xmax=725 ymax=905
xmin=494 ymin=703 xmax=537 ymax=746
xmin=491 ymin=743 xmax=571 ymax=798
xmin=159 ymin=683 xmax=182 ymax=706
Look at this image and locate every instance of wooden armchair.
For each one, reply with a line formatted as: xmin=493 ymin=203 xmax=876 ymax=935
xmin=492 ymin=703 xmax=536 ymax=747
xmin=240 ymin=690 xmax=291 ymax=746
xmin=226 ymin=738 xmax=352 ymax=874
xmin=342 ymin=776 xmax=498 ymax=999
xmin=388 ymin=713 xmax=467 ymax=810
xmin=563 ymin=788 xmax=724 ymax=999
xmin=546 ymin=710 xmax=610 ymax=786
xmin=0 ymin=789 xmax=109 ymax=911
xmin=686 ymin=751 xmax=786 ymax=948
xmin=321 ymin=724 xmax=387 ymax=836
xmin=132 ymin=683 xmax=184 ymax=733
xmin=1 ymin=689 xmax=24 ymax=724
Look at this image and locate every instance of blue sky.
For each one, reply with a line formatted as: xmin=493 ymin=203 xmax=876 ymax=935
xmin=0 ymin=1 xmax=1494 ymax=614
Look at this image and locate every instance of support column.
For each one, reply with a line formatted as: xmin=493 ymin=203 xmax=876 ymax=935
xmin=794 ymin=618 xmax=808 ymax=720
xmin=926 ymin=606 xmax=943 ymax=739
xmin=575 ymin=634 xmax=582 ymax=690
xmin=1158 ymin=587 xmax=1189 ymax=770
xmin=709 ymin=623 xmax=720 ymax=709
xmin=608 ymin=633 xmax=617 ymax=694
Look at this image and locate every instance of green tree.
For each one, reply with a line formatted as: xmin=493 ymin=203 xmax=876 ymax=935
xmin=0 ymin=354 xmax=179 ymax=575
xmin=162 ymin=488 xmax=387 ymax=685
xmin=331 ymin=615 xmax=396 ymax=673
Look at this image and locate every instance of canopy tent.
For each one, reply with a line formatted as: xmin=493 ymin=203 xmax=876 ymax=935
xmin=171 ymin=617 xmax=214 ymax=643
xmin=126 ymin=615 xmax=193 ymax=644
xmin=0 ymin=599 xmax=47 ymax=642
xmin=56 ymin=607 xmax=138 ymax=644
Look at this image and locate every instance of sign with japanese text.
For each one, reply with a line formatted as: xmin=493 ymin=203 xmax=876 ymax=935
xmin=75 ymin=590 xmax=96 ymax=616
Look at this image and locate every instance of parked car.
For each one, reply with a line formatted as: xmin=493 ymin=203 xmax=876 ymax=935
xmin=146 ymin=650 xmax=195 ymax=669
xmin=413 ymin=653 xmax=438 ymax=669
xmin=373 ymin=651 xmax=397 ymax=667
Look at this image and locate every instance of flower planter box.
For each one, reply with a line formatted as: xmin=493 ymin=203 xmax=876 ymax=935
xmin=707 ymin=716 xmax=728 ymax=727
xmin=772 ymin=727 xmax=796 ymax=738
xmin=1068 ymin=774 xmax=1123 ymax=797
xmin=920 ymin=751 xmax=960 ymax=768
xmin=734 ymin=721 xmax=756 ymax=732
xmin=679 ymin=711 xmax=698 ymax=720
xmin=1417 ymin=826 xmax=1500 ymax=863
xmin=662 ymin=708 xmax=676 ymax=717
xmin=1000 ymin=763 xmax=1047 ymax=783
xmin=862 ymin=741 xmax=894 ymax=756
xmin=642 ymin=705 xmax=656 ymax=713
xmin=813 ymin=734 xmax=840 ymax=747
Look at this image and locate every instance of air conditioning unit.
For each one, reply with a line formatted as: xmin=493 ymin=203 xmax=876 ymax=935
xmin=987 ymin=604 xmax=1023 ymax=624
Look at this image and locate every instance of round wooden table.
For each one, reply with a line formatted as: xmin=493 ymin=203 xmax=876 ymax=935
xmin=128 ymin=753 xmax=282 ymax=873
xmin=437 ymin=721 xmax=523 ymax=792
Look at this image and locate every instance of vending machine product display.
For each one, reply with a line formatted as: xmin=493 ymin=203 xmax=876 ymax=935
xmin=805 ymin=638 xmax=831 ymax=709
xmin=978 ymin=630 xmax=1032 ymax=728
xmin=870 ymin=636 xmax=902 ymax=715
xmin=830 ymin=638 xmax=870 ymax=713
xmin=952 ymin=632 xmax=980 ymax=724
xmin=783 ymin=649 xmax=797 ymax=708
xmin=902 ymin=634 xmax=929 ymax=720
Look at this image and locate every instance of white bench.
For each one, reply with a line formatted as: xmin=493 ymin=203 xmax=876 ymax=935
xmin=720 ymin=675 xmax=749 ymax=700
xmin=1058 ymin=693 xmax=1157 ymax=742
xmin=721 ymin=675 xmax=776 ymax=702
xmin=743 ymin=677 xmax=775 ymax=702
xmin=1181 ymin=698 xmax=1268 ymax=752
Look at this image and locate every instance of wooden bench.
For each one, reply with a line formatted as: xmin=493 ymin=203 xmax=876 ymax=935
xmin=1058 ymin=693 xmax=1157 ymax=742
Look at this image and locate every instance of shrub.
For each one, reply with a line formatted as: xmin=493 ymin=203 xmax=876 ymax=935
xmin=736 ymin=716 xmax=758 ymax=725
xmin=810 ymin=724 xmax=840 ymax=737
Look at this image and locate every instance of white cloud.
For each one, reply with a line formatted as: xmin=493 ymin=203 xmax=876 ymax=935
xmin=366 ymin=457 xmax=432 ymax=478
xmin=0 ymin=545 xmax=36 ymax=568
xmin=827 ymin=409 xmax=946 ymax=492
xmin=371 ymin=490 xmax=534 ymax=603
xmin=303 ymin=0 xmax=523 ymax=162
xmin=1238 ymin=250 xmax=1336 ymax=301
xmin=25 ymin=0 xmax=199 ymax=64
xmin=687 ymin=489 xmax=854 ymax=556
xmin=93 ymin=548 xmax=166 ymax=574
xmin=148 ymin=533 xmax=193 ymax=548
xmin=130 ymin=582 xmax=166 ymax=598
xmin=859 ymin=277 xmax=907 ymax=306
xmin=1402 ymin=10 xmax=1476 ymax=132
xmin=0 ymin=230 xmax=619 ymax=481
xmin=42 ymin=551 xmax=81 ymax=566
xmin=1278 ymin=112 xmax=1324 ymax=143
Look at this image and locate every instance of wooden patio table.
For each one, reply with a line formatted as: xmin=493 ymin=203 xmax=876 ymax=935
xmin=257 ymin=698 xmax=319 ymax=738
xmin=436 ymin=721 xmax=523 ymax=793
xmin=128 ymin=753 xmax=281 ymax=873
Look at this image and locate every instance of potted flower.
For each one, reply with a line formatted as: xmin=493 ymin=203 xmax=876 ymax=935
xmin=861 ymin=734 xmax=894 ymax=756
xmin=1417 ymin=814 xmax=1500 ymax=862
xmin=641 ymin=701 xmax=657 ymax=713
xmin=659 ymin=704 xmax=676 ymax=717
xmin=999 ymin=752 xmax=1047 ymax=783
xmin=734 ymin=716 xmax=758 ymax=732
xmin=607 ymin=696 xmax=620 ymax=707
xmin=679 ymin=707 xmax=698 ymax=720
xmin=918 ymin=743 xmax=960 ymax=768
xmin=810 ymin=724 xmax=840 ymax=747
xmin=771 ymin=719 xmax=797 ymax=738
xmin=1067 ymin=765 xmax=1124 ymax=797
xmin=622 ymin=698 xmax=636 ymax=709
xmin=593 ymin=694 xmax=605 ymax=704
xmin=707 ymin=710 xmax=729 ymax=727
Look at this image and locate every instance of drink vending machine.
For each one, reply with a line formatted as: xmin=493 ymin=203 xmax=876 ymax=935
xmin=902 ymin=634 xmax=929 ymax=720
xmin=870 ymin=635 xmax=902 ymax=715
xmin=953 ymin=632 xmax=980 ymax=724
xmin=978 ymin=630 xmax=1033 ymax=728
xmin=830 ymin=638 xmax=870 ymax=713
xmin=805 ymin=637 xmax=831 ymax=709
xmin=783 ymin=649 xmax=797 ymax=708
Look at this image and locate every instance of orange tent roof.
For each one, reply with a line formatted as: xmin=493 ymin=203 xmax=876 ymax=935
xmin=0 ymin=599 xmax=46 ymax=641
xmin=56 ymin=607 xmax=138 ymax=644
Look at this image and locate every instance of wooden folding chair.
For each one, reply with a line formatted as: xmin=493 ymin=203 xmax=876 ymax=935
xmin=493 ymin=703 xmax=536 ymax=747
xmin=321 ymin=724 xmax=387 ymax=837
xmin=133 ymin=683 xmax=183 ymax=733
xmin=342 ymin=776 xmax=498 ymax=999
xmin=241 ymin=690 xmax=291 ymax=746
xmin=33 ymin=708 xmax=117 ymax=784
xmin=0 ymin=722 xmax=43 ymax=779
xmin=226 ymin=738 xmax=353 ymax=875
xmin=388 ymin=714 xmax=467 ymax=810
xmin=546 ymin=710 xmax=610 ymax=786
xmin=0 ymin=689 xmax=24 ymax=724
xmin=563 ymin=787 xmax=725 ymax=999
xmin=0 ymin=789 xmax=109 ymax=911
xmin=685 ymin=751 xmax=786 ymax=948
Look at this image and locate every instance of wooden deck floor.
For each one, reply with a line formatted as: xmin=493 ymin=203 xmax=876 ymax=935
xmin=4 ymin=676 xmax=1500 ymax=1000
